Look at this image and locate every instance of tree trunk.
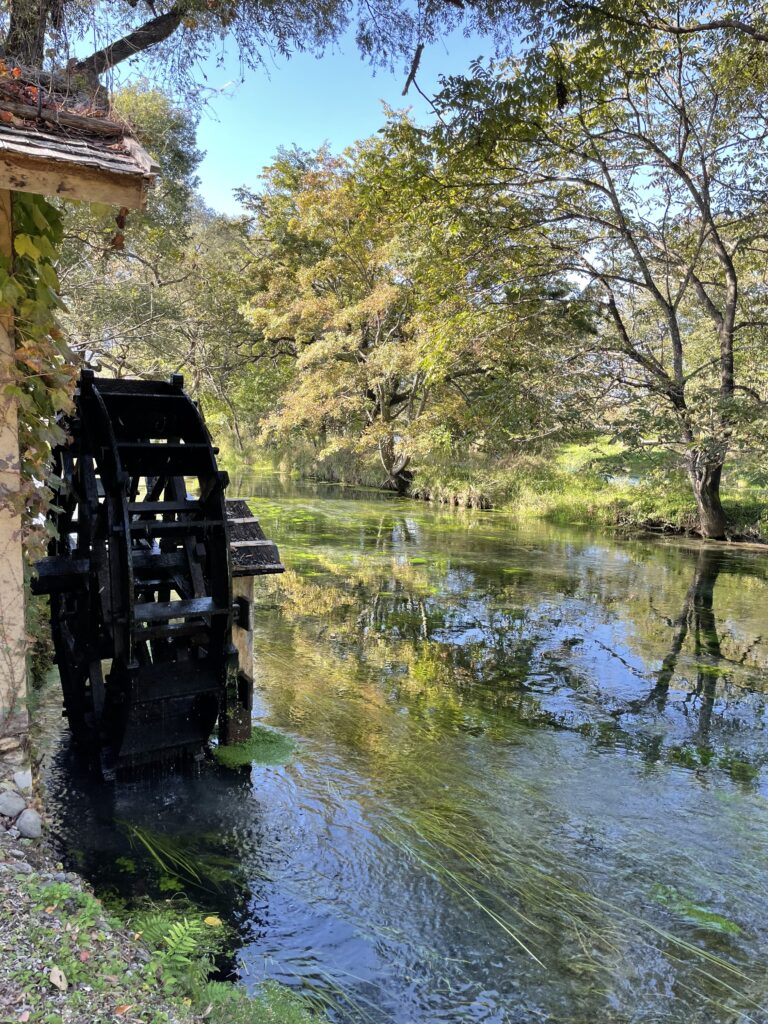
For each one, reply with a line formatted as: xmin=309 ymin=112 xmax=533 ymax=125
xmin=687 ymin=457 xmax=727 ymax=539
xmin=6 ymin=0 xmax=50 ymax=66
xmin=378 ymin=436 xmax=412 ymax=494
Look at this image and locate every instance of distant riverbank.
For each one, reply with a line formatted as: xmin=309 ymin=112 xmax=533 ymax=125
xmin=226 ymin=443 xmax=768 ymax=543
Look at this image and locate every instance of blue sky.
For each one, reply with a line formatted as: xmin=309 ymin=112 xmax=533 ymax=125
xmin=192 ymin=29 xmax=492 ymax=215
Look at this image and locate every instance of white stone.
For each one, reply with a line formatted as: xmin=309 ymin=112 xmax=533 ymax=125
xmin=13 ymin=769 xmax=32 ymax=792
xmin=0 ymin=791 xmax=26 ymax=818
xmin=15 ymin=808 xmax=41 ymax=839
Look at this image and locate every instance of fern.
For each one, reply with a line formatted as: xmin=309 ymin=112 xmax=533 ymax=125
xmin=132 ymin=909 xmax=179 ymax=949
xmin=163 ymin=918 xmax=204 ymax=965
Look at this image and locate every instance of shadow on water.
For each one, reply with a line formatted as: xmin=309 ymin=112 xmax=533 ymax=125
xmin=45 ymin=744 xmax=271 ymax=975
xmin=42 ymin=473 xmax=768 ymax=1023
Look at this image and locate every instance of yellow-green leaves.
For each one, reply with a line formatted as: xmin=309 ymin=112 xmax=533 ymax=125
xmin=9 ymin=192 xmax=75 ymax=560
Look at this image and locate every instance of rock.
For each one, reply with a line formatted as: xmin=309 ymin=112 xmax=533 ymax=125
xmin=0 ymin=791 xmax=26 ymax=818
xmin=11 ymin=860 xmax=32 ymax=874
xmin=0 ymin=737 xmax=21 ymax=753
xmin=53 ymin=871 xmax=66 ymax=882
xmin=13 ymin=769 xmax=32 ymax=793
xmin=16 ymin=809 xmax=41 ymax=839
xmin=7 ymin=828 xmax=20 ymax=839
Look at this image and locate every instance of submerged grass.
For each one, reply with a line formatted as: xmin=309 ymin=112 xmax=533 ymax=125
xmin=213 ymin=726 xmax=296 ymax=768
xmin=378 ymin=800 xmax=768 ymax=1022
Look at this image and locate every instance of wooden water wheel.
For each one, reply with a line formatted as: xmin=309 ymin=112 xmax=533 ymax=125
xmin=33 ymin=370 xmax=282 ymax=776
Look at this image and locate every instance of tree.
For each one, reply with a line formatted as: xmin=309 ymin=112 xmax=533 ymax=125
xmin=0 ymin=0 xmax=523 ymax=101
xmin=233 ymin=142 xmax=589 ymax=492
xmin=426 ymin=23 xmax=768 ymax=536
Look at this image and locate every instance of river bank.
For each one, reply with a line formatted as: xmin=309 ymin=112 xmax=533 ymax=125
xmin=227 ymin=444 xmax=768 ymax=542
xmin=0 ymin=772 xmax=318 ymax=1024
xmin=1 ymin=673 xmax=317 ymax=1024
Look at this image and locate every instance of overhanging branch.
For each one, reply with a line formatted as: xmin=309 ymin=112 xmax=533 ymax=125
xmin=73 ymin=7 xmax=183 ymax=77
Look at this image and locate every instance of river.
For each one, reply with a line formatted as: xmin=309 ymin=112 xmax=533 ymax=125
xmin=45 ymin=474 xmax=768 ymax=1023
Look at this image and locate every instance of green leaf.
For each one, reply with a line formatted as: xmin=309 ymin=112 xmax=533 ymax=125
xmin=38 ymin=263 xmax=60 ymax=290
xmin=14 ymin=234 xmax=42 ymax=260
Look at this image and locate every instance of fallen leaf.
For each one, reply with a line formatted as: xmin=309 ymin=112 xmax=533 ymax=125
xmin=49 ymin=966 xmax=68 ymax=991
xmin=19 ymin=1012 xmax=30 ymax=1023
xmin=0 ymin=111 xmax=13 ymax=123
xmin=78 ymin=950 xmax=90 ymax=962
xmin=11 ymin=67 xmax=21 ymax=78
xmin=203 ymin=915 xmax=222 ymax=927
xmin=104 ymin=975 xmax=119 ymax=985
xmin=114 ymin=1006 xmax=132 ymax=1016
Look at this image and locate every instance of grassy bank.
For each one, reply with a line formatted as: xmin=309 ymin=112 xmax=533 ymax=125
xmin=497 ymin=445 xmax=768 ymax=540
xmin=0 ymin=826 xmax=318 ymax=1024
xmin=238 ymin=442 xmax=768 ymax=540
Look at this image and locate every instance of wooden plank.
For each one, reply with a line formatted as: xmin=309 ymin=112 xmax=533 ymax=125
xmin=121 ymin=136 xmax=160 ymax=175
xmin=223 ymin=576 xmax=255 ymax=744
xmin=0 ymin=127 xmax=142 ymax=169
xmin=30 ymin=556 xmax=89 ymax=594
xmin=129 ymin=519 xmax=224 ymax=535
xmin=0 ymin=189 xmax=26 ymax=727
xmin=131 ymin=550 xmax=186 ymax=572
xmin=127 ymin=501 xmax=200 ymax=514
xmin=133 ymin=596 xmax=226 ymax=622
xmin=232 ymin=562 xmax=284 ymax=578
xmin=0 ymin=150 xmax=150 ymax=209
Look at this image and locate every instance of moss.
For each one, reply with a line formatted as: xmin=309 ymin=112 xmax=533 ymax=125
xmin=213 ymin=726 xmax=296 ymax=768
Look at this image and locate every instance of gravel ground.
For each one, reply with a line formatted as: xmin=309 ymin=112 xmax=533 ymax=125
xmin=0 ymin=768 xmax=198 ymax=1024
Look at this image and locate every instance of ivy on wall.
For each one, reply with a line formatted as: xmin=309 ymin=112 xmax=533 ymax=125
xmin=1 ymin=192 xmax=77 ymax=560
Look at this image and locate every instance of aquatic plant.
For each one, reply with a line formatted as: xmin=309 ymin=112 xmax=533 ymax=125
xmin=213 ymin=725 xmax=296 ymax=768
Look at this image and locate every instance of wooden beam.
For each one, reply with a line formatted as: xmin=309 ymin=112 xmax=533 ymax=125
xmin=0 ymin=101 xmax=128 ymax=138
xmin=0 ymin=188 xmax=27 ymax=730
xmin=0 ymin=151 xmax=150 ymax=209
xmin=220 ymin=575 xmax=255 ymax=745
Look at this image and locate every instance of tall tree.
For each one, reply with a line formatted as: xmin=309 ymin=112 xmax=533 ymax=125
xmin=426 ymin=23 xmax=768 ymax=536
xmin=234 ymin=143 xmax=587 ymax=491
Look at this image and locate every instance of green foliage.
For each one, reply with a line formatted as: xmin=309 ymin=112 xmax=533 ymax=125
xmin=129 ymin=904 xmax=317 ymax=1022
xmin=231 ymin=142 xmax=588 ymax=492
xmin=4 ymin=192 xmax=75 ymax=557
xmin=213 ymin=725 xmax=297 ymax=767
xmin=192 ymin=979 xmax=317 ymax=1024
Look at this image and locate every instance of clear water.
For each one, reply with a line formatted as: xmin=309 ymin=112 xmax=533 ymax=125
xmin=46 ymin=473 xmax=768 ymax=1023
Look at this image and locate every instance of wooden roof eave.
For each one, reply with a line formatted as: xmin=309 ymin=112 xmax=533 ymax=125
xmin=0 ymin=128 xmax=159 ymax=209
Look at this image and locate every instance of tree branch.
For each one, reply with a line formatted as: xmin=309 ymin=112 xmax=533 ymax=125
xmin=73 ymin=7 xmax=183 ymax=77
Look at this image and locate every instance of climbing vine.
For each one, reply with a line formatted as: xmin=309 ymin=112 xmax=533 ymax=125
xmin=1 ymin=192 xmax=77 ymax=559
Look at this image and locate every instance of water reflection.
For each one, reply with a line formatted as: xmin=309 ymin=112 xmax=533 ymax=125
xmin=44 ymin=474 xmax=768 ymax=1024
